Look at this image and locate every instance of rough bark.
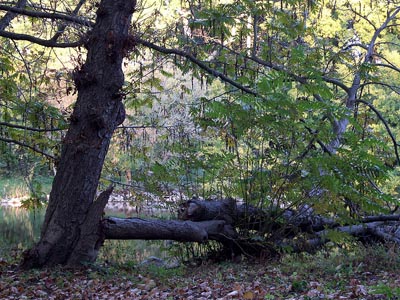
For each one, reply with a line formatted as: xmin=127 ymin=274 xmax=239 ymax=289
xmin=20 ymin=0 xmax=136 ymax=269
xmin=66 ymin=186 xmax=113 ymax=267
xmin=178 ymin=197 xmax=267 ymax=229
xmin=102 ymin=217 xmax=238 ymax=243
xmin=0 ymin=0 xmax=27 ymax=31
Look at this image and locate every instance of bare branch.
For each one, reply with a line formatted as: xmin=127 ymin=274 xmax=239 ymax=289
xmin=362 ymin=214 xmax=400 ymax=222
xmin=117 ymin=124 xmax=177 ymax=130
xmin=374 ymin=62 xmax=400 ymax=73
xmin=0 ymin=30 xmax=85 ymax=47
xmin=347 ymin=4 xmax=377 ymax=31
xmin=101 ymin=177 xmax=144 ymax=190
xmin=342 ymin=42 xmax=368 ymax=51
xmin=0 ymin=4 xmax=94 ymax=27
xmin=0 ymin=136 xmax=55 ymax=160
xmin=360 ymin=82 xmax=400 ymax=95
xmin=210 ymin=39 xmax=351 ymax=94
xmin=326 ymin=6 xmax=400 ymax=154
xmin=365 ymin=6 xmax=400 ymax=63
xmin=0 ymin=121 xmax=66 ymax=132
xmin=135 ymin=37 xmax=258 ymax=96
xmin=50 ymin=0 xmax=87 ymax=42
xmin=375 ymin=41 xmax=400 ymax=48
xmin=0 ymin=0 xmax=27 ymax=31
xmin=250 ymin=54 xmax=350 ymax=93
xmin=300 ymin=119 xmax=333 ymax=156
xmin=356 ymin=99 xmax=400 ymax=166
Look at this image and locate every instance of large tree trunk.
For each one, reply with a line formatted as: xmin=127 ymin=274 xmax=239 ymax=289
xmin=20 ymin=0 xmax=136 ymax=269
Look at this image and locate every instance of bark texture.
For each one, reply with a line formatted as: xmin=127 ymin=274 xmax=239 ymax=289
xmin=102 ymin=218 xmax=230 ymax=242
xmin=178 ymin=197 xmax=267 ymax=229
xmin=20 ymin=0 xmax=136 ymax=269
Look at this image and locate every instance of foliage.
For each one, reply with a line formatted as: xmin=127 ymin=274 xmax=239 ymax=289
xmin=280 ymin=243 xmax=400 ymax=276
xmin=114 ymin=0 xmax=400 ymax=229
xmin=0 ymin=175 xmax=52 ymax=203
xmin=0 ymin=36 xmax=66 ymax=204
xmin=0 ymin=177 xmax=28 ymax=199
xmin=371 ymin=283 xmax=400 ymax=300
xmin=0 ymin=0 xmax=400 ymax=252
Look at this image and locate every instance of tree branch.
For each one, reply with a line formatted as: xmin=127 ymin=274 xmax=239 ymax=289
xmin=0 ymin=0 xmax=27 ymax=31
xmin=117 ymin=124 xmax=178 ymax=130
xmin=374 ymin=62 xmax=400 ymax=73
xmin=325 ymin=7 xmax=400 ymax=155
xmin=135 ymin=37 xmax=258 ymax=96
xmin=0 ymin=121 xmax=66 ymax=132
xmin=356 ymin=99 xmax=400 ymax=165
xmin=0 ymin=4 xmax=94 ymax=27
xmin=50 ymin=0 xmax=87 ymax=42
xmin=0 ymin=136 xmax=55 ymax=160
xmin=365 ymin=6 xmax=400 ymax=63
xmin=360 ymin=82 xmax=400 ymax=95
xmin=248 ymin=53 xmax=351 ymax=93
xmin=347 ymin=4 xmax=378 ymax=31
xmin=299 ymin=118 xmax=333 ymax=156
xmin=362 ymin=214 xmax=400 ymax=223
xmin=208 ymin=39 xmax=351 ymax=94
xmin=0 ymin=30 xmax=85 ymax=47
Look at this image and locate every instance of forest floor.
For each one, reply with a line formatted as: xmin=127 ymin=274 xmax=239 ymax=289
xmin=0 ymin=245 xmax=400 ymax=300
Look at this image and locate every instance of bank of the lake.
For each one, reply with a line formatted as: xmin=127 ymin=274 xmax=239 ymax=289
xmin=0 ymin=201 xmax=180 ymax=266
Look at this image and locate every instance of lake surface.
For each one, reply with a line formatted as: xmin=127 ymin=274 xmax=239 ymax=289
xmin=0 ymin=205 xmax=175 ymax=264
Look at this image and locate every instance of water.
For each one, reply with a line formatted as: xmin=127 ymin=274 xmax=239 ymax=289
xmin=0 ymin=206 xmax=45 ymax=249
xmin=0 ymin=205 xmax=175 ymax=264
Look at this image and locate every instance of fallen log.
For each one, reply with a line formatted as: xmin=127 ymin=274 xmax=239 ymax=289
xmin=177 ymin=198 xmax=400 ymax=253
xmin=98 ymin=198 xmax=400 ymax=260
xmin=178 ymin=198 xmax=238 ymax=224
xmin=178 ymin=197 xmax=267 ymax=230
xmin=102 ymin=217 xmax=237 ymax=243
xmin=290 ymin=221 xmax=400 ymax=252
xmin=177 ymin=198 xmax=332 ymax=235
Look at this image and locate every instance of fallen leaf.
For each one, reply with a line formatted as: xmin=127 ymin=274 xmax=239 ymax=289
xmin=243 ymin=290 xmax=254 ymax=299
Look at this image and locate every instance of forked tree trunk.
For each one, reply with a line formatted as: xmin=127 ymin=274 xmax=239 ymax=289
xmin=20 ymin=0 xmax=136 ymax=269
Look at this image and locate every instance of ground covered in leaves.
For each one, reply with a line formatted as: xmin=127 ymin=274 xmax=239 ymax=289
xmin=1 ymin=245 xmax=400 ymax=300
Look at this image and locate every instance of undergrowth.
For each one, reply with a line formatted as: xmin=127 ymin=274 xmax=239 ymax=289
xmin=1 ymin=242 xmax=399 ymax=299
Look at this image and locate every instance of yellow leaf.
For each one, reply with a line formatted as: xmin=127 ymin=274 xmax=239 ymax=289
xmin=243 ymin=290 xmax=254 ymax=299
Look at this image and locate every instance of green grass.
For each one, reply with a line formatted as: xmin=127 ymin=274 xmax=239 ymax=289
xmin=279 ymin=243 xmax=400 ymax=277
xmin=0 ymin=177 xmax=29 ymax=199
xmin=98 ymin=239 xmax=172 ymax=264
xmin=0 ymin=176 xmax=53 ymax=199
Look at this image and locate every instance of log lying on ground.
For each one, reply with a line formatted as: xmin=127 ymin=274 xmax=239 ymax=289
xmin=178 ymin=198 xmax=238 ymax=224
xmin=102 ymin=217 xmax=237 ymax=243
xmin=177 ymin=198 xmax=400 ymax=252
xmin=178 ymin=197 xmax=267 ymax=229
xmin=286 ymin=221 xmax=400 ymax=252
xmin=99 ymin=198 xmax=400 ymax=259
xmin=177 ymin=198 xmax=332 ymax=232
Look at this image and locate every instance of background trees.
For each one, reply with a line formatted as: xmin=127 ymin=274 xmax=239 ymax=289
xmin=132 ymin=0 xmax=400 ymax=216
xmin=0 ymin=0 xmax=399 ymax=267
